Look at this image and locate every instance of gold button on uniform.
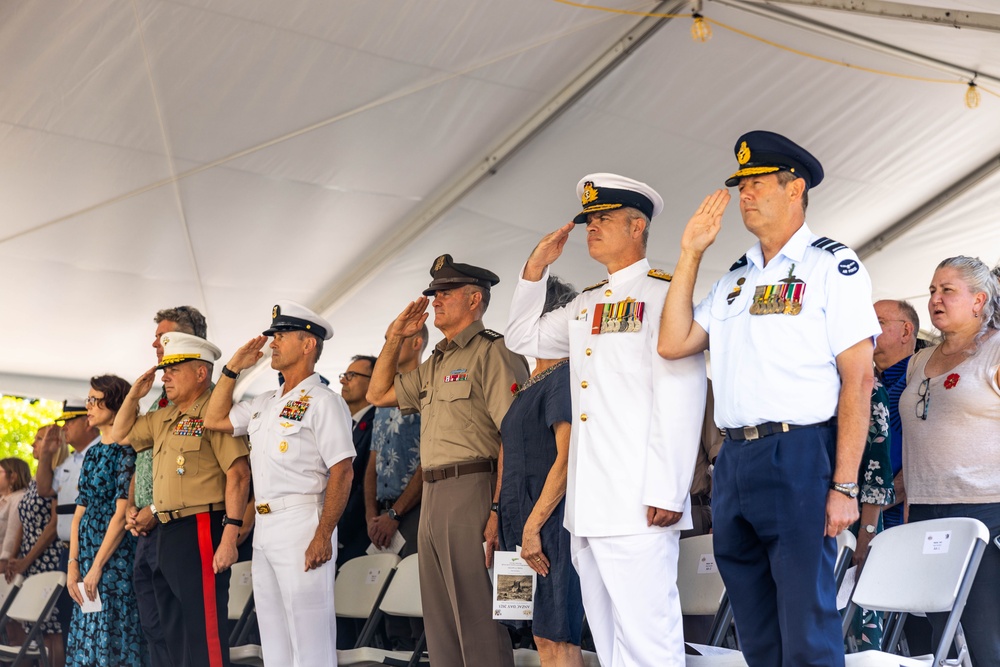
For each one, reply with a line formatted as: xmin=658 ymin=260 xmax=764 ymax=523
xmin=604 ymin=289 xmax=612 ymax=297
xmin=176 ymin=455 xmax=185 ymax=466
xmin=585 ymin=348 xmax=592 ymax=356
xmin=580 ymin=414 xmax=588 ymax=422
xmin=279 ymin=440 xmax=288 ymax=453
xmin=581 ymin=381 xmax=588 ymax=388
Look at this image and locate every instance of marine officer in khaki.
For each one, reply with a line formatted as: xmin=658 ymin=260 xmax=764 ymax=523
xmin=368 ymin=254 xmax=529 ymax=667
xmin=113 ymin=332 xmax=250 ymax=667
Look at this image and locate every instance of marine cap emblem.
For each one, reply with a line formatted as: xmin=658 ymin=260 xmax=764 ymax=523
xmin=161 ymin=335 xmax=170 ymax=345
xmin=272 ymin=305 xmax=280 ymax=319
xmin=581 ymin=182 xmax=599 ymax=206
xmin=737 ymin=141 xmax=751 ymax=165
xmin=434 ymin=255 xmax=446 ymax=272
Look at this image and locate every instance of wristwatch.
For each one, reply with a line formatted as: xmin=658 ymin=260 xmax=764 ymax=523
xmin=864 ymin=524 xmax=876 ymax=534
xmin=221 ymin=365 xmax=240 ymax=380
xmin=830 ymin=481 xmax=860 ymax=499
xmin=387 ymin=508 xmax=401 ymax=522
xmin=221 ymin=516 xmax=244 ymax=528
xmin=490 ymin=502 xmax=500 ymax=513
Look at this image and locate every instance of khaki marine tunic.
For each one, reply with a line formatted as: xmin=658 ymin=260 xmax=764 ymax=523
xmin=395 ymin=320 xmax=529 ymax=469
xmin=128 ymin=387 xmax=249 ymax=512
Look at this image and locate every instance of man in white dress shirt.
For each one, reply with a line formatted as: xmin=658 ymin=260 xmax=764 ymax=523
xmin=505 ymin=173 xmax=706 ymax=667
xmin=206 ymin=301 xmax=355 ymax=667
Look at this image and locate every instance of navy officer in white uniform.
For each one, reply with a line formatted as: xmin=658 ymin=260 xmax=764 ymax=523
xmin=205 ymin=301 xmax=355 ymax=667
xmin=658 ymin=131 xmax=879 ymax=667
xmin=506 ymin=173 xmax=706 ymax=667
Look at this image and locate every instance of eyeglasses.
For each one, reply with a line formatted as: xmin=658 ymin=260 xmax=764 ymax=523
xmin=339 ymin=372 xmax=371 ymax=382
xmin=915 ymin=377 xmax=931 ymax=420
xmin=86 ymin=396 xmax=104 ymax=407
xmin=877 ymin=318 xmax=908 ymax=328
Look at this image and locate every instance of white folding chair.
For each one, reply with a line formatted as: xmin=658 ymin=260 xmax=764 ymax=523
xmin=338 ymin=553 xmax=427 ymax=667
xmin=842 ymin=517 xmax=988 ymax=667
xmin=337 ymin=552 xmax=403 ymax=648
xmin=0 ymin=571 xmax=65 ymax=667
xmin=676 ymin=533 xmax=732 ymax=650
xmin=0 ymin=575 xmax=25 ymax=643
xmin=227 ymin=561 xmax=264 ymax=666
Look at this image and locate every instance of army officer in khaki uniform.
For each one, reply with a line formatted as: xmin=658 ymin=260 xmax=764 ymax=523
xmin=368 ymin=254 xmax=529 ymax=667
xmin=113 ymin=332 xmax=250 ymax=667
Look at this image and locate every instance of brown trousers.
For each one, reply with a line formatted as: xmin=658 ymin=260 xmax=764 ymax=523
xmin=418 ymin=472 xmax=514 ymax=667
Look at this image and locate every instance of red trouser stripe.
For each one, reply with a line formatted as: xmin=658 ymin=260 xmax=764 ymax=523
xmin=196 ymin=513 xmax=224 ymax=667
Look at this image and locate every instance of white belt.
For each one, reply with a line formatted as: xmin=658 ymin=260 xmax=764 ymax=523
xmin=256 ymin=493 xmax=323 ymax=515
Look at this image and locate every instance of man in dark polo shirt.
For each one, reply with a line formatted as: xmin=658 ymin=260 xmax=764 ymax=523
xmin=113 ymin=332 xmax=250 ymax=667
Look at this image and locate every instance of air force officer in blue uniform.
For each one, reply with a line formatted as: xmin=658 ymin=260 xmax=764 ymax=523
xmin=659 ymin=132 xmax=880 ymax=666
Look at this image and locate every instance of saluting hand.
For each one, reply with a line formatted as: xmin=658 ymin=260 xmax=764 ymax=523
xmin=524 ymin=222 xmax=575 ymax=282
xmin=390 ymin=298 xmax=430 ymax=339
xmin=39 ymin=426 xmax=64 ymax=458
xmin=130 ymin=367 xmax=158 ymax=400
xmin=227 ymin=336 xmax=268 ymax=373
xmin=680 ymin=190 xmax=730 ymax=255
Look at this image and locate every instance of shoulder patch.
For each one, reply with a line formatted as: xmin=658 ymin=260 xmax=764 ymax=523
xmin=647 ymin=268 xmax=672 ymax=282
xmin=477 ymin=329 xmax=503 ymax=342
xmin=582 ymin=279 xmax=609 ymax=293
xmin=810 ymin=237 xmax=848 ymax=255
xmin=729 ymin=254 xmax=748 ymax=272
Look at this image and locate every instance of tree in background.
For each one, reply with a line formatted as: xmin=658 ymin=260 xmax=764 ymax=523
xmin=0 ymin=395 xmax=62 ymax=474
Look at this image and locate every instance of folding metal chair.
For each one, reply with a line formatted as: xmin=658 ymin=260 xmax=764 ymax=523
xmin=0 ymin=571 xmax=65 ymax=667
xmin=842 ymin=517 xmax=988 ymax=667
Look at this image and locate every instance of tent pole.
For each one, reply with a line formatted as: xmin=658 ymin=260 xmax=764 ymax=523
xmin=755 ymin=0 xmax=1000 ymax=33
xmin=711 ymin=0 xmax=1000 ymax=87
xmin=857 ymin=151 xmax=1000 ymax=259
xmin=233 ymin=0 xmax=688 ymax=396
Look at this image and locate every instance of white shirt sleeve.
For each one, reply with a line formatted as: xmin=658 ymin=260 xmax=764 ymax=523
xmin=823 ymin=252 xmax=880 ymax=356
xmin=228 ymin=397 xmax=256 ymax=437
xmin=505 ymin=263 xmax=573 ymax=359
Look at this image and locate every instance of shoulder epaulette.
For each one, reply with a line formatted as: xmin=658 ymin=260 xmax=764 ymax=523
xmin=647 ymin=268 xmax=672 ymax=282
xmin=478 ymin=329 xmax=503 ymax=342
xmin=810 ymin=237 xmax=848 ymax=254
xmin=729 ymin=254 xmax=748 ymax=272
xmin=582 ymin=279 xmax=608 ymax=293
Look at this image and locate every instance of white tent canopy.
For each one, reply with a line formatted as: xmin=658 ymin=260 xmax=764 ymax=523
xmin=1 ymin=0 xmax=998 ymax=401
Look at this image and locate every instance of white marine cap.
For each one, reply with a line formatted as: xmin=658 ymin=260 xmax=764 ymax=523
xmin=156 ymin=332 xmax=222 ymax=369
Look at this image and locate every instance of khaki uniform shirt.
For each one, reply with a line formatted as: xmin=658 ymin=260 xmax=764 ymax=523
xmin=395 ymin=320 xmax=529 ymax=469
xmin=128 ymin=387 xmax=249 ymax=512
xmin=690 ymin=380 xmax=723 ymax=498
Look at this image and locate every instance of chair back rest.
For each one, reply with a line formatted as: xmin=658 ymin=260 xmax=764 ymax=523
xmin=228 ymin=561 xmax=253 ymax=621
xmin=7 ymin=571 xmax=65 ymax=623
xmin=852 ymin=517 xmax=988 ymax=613
xmin=0 ymin=574 xmax=24 ymax=615
xmin=835 ymin=529 xmax=856 ymax=558
xmin=379 ymin=553 xmax=422 ymax=618
xmin=676 ymin=534 xmax=726 ymax=616
xmin=335 ymin=553 xmax=401 ymax=619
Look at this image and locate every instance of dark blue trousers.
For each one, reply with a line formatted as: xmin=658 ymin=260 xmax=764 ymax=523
xmin=713 ymin=424 xmax=844 ymax=667
xmin=134 ymin=525 xmax=173 ymax=667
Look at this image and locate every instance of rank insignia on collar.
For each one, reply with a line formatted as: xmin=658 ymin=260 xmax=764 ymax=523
xmin=647 ymin=268 xmax=672 ymax=282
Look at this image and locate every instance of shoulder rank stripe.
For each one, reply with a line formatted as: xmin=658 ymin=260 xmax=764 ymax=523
xmin=582 ymin=279 xmax=608 ymax=293
xmin=729 ymin=254 xmax=748 ymax=272
xmin=811 ymin=237 xmax=848 ymax=254
xmin=647 ymin=269 xmax=672 ymax=282
xmin=478 ymin=329 xmax=503 ymax=342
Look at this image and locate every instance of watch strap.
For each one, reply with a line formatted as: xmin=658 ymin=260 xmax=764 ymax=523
xmin=221 ymin=515 xmax=244 ymax=528
xmin=221 ymin=365 xmax=240 ymax=380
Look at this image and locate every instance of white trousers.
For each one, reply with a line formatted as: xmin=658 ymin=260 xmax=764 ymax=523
xmin=571 ymin=532 xmax=683 ymax=667
xmin=253 ymin=503 xmax=338 ymax=667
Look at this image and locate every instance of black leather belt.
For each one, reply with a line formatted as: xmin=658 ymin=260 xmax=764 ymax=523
xmin=378 ymin=498 xmax=398 ymax=511
xmin=725 ymin=418 xmax=836 ymax=442
xmin=424 ymin=460 xmax=496 ymax=483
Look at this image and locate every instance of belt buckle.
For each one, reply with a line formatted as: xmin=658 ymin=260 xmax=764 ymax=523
xmin=155 ymin=511 xmax=168 ymax=525
xmin=744 ymin=425 xmax=760 ymax=441
xmin=256 ymin=503 xmax=271 ymax=515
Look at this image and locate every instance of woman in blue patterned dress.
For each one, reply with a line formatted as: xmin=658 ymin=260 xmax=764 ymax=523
xmin=12 ymin=424 xmax=69 ymax=666
xmin=65 ymin=375 xmax=146 ymax=667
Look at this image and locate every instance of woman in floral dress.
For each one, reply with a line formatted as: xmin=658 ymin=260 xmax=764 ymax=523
xmin=847 ymin=376 xmax=895 ymax=651
xmin=13 ymin=424 xmax=69 ymax=667
xmin=65 ymin=375 xmax=146 ymax=667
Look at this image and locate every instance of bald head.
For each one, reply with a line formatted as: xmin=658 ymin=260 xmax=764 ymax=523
xmin=873 ymin=300 xmax=919 ymax=371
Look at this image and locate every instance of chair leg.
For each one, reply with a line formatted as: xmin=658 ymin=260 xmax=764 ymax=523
xmin=406 ymin=631 xmax=427 ymax=667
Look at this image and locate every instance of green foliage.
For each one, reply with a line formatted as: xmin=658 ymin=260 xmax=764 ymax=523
xmin=0 ymin=395 xmax=61 ymax=474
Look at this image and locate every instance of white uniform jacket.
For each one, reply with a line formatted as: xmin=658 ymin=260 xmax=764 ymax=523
xmin=693 ymin=224 xmax=880 ymax=429
xmin=506 ymin=258 xmax=706 ymax=537
xmin=229 ymin=373 xmax=355 ymax=505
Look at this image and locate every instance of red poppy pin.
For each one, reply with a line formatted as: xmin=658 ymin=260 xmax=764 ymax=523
xmin=359 ymin=421 xmax=368 ymax=431
xmin=944 ymin=373 xmax=960 ymax=389
xmin=158 ymin=397 xmax=169 ymax=408
xmin=511 ymin=382 xmax=519 ymax=395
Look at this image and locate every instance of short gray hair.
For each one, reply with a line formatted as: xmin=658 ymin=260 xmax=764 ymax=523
xmin=775 ymin=170 xmax=808 ymax=214
xmin=154 ymin=306 xmax=207 ymax=338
